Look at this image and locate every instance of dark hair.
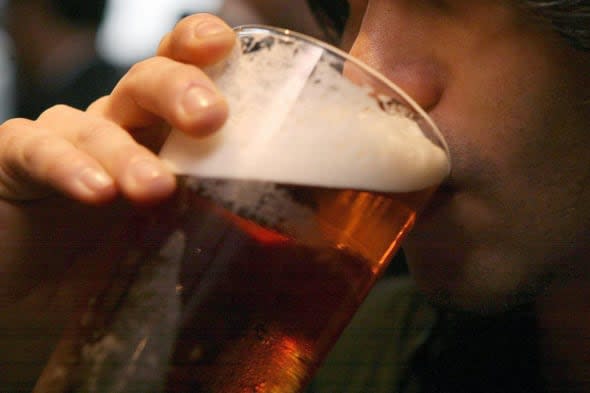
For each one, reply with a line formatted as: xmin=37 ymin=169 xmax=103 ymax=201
xmin=48 ymin=0 xmax=107 ymax=27
xmin=523 ymin=1 xmax=590 ymax=50
xmin=306 ymin=0 xmax=348 ymax=44
xmin=306 ymin=0 xmax=590 ymax=51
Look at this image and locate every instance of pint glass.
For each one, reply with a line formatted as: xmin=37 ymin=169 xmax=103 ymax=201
xmin=34 ymin=26 xmax=450 ymax=393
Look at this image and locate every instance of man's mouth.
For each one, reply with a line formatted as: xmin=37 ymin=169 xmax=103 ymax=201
xmin=419 ymin=181 xmax=455 ymax=218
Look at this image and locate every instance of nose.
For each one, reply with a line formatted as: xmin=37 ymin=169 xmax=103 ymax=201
xmin=348 ymin=19 xmax=446 ymax=112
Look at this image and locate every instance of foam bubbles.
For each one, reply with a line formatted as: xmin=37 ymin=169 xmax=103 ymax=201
xmin=160 ymin=30 xmax=450 ymax=192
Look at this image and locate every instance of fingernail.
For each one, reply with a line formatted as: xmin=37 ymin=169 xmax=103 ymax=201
xmin=79 ymin=167 xmax=113 ymax=192
xmin=194 ymin=20 xmax=231 ymax=37
xmin=127 ymin=159 xmax=175 ymax=199
xmin=182 ymin=85 xmax=221 ymax=115
xmin=130 ymin=159 xmax=166 ymax=183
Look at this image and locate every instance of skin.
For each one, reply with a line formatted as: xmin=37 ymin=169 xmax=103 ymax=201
xmin=340 ymin=0 xmax=590 ymax=311
xmin=340 ymin=1 xmax=590 ymax=390
xmin=1 ymin=2 xmax=589 ymax=390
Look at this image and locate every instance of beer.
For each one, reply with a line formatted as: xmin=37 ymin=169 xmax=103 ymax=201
xmin=164 ymin=177 xmax=436 ymax=393
xmin=32 ymin=176 xmax=436 ymax=393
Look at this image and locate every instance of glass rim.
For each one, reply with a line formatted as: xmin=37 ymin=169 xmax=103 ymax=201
xmin=233 ymin=24 xmax=451 ymax=166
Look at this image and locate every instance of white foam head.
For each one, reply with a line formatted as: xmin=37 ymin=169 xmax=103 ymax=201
xmin=160 ymin=27 xmax=450 ymax=193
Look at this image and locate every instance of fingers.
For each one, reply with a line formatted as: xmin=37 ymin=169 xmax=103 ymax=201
xmin=0 ymin=106 xmax=175 ymax=204
xmin=158 ymin=13 xmax=236 ymax=67
xmin=89 ymin=14 xmax=235 ymax=142
xmin=0 ymin=13 xmax=235 ymax=204
xmin=0 ymin=117 xmax=113 ymax=203
xmin=94 ymin=56 xmax=229 ymax=139
xmin=38 ymin=106 xmax=176 ymax=203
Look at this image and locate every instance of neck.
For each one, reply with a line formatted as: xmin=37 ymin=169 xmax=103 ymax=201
xmin=535 ymin=273 xmax=590 ymax=392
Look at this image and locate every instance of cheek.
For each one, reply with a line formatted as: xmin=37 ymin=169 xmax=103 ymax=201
xmin=405 ymin=36 xmax=590 ymax=307
xmin=433 ymin=85 xmax=586 ymax=262
xmin=435 ymin=32 xmax=588 ymax=222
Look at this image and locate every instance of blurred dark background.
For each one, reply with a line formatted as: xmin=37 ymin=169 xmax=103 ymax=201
xmin=0 ymin=0 xmax=323 ymax=120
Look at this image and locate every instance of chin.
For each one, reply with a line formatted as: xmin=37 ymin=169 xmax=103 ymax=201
xmin=404 ymin=246 xmax=555 ymax=315
xmin=402 ymin=189 xmax=520 ymax=314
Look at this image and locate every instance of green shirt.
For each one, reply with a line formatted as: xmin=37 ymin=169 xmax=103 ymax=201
xmin=308 ymin=277 xmax=542 ymax=393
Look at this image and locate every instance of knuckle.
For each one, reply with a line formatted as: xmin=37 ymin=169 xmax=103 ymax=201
xmin=0 ymin=119 xmax=35 ymax=159
xmin=119 ymin=57 xmax=163 ymax=94
xmin=1 ymin=117 xmax=31 ymax=132
xmin=74 ymin=120 xmax=115 ymax=146
xmin=45 ymin=104 xmax=72 ymax=112
xmin=127 ymin=57 xmax=160 ymax=76
xmin=0 ymin=132 xmax=22 ymax=161
xmin=38 ymin=104 xmax=77 ymax=121
xmin=20 ymin=134 xmax=56 ymax=171
xmin=86 ymin=95 xmax=109 ymax=113
xmin=157 ymin=32 xmax=172 ymax=54
xmin=189 ymin=12 xmax=223 ymax=24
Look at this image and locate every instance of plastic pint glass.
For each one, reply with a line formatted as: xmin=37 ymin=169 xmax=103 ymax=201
xmin=34 ymin=26 xmax=450 ymax=393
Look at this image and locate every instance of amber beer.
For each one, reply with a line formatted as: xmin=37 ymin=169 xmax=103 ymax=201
xmin=32 ymin=176 xmax=437 ymax=393
xmin=161 ymin=176 xmax=436 ymax=393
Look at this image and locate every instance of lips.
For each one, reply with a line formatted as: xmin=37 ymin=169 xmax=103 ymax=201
xmin=417 ymin=182 xmax=456 ymax=222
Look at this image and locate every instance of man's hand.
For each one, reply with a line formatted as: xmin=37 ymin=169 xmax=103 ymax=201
xmin=0 ymin=14 xmax=236 ymax=390
xmin=0 ymin=14 xmax=234 ymax=205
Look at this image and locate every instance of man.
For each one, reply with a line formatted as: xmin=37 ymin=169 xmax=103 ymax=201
xmin=0 ymin=1 xmax=589 ymax=392
xmin=305 ymin=1 xmax=590 ymax=392
xmin=3 ymin=0 xmax=124 ymax=119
